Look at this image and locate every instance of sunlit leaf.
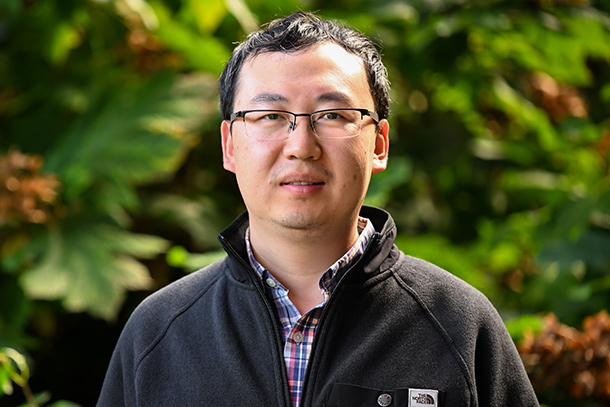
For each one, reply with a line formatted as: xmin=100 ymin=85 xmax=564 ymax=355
xmin=502 ymin=169 xmax=565 ymax=191
xmin=19 ymin=222 xmax=167 ymax=320
xmin=48 ymin=401 xmax=82 ymax=407
xmin=44 ymin=72 xmax=217 ymax=205
xmin=492 ymin=76 xmax=559 ymax=150
xmin=188 ymin=0 xmax=228 ymax=33
xmin=0 ymin=347 xmax=29 ymax=397
xmin=225 ymin=0 xmax=259 ymax=34
xmin=153 ymin=3 xmax=230 ymax=73
xmin=117 ymin=0 xmax=159 ymax=30
xmin=46 ymin=22 xmax=82 ymax=65
xmin=505 ymin=314 xmax=544 ymax=343
xmin=166 ymin=245 xmax=226 ymax=272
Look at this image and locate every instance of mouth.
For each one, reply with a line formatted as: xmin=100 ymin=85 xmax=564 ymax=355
xmin=281 ymin=181 xmax=325 ymax=186
xmin=279 ymin=180 xmax=326 ymax=195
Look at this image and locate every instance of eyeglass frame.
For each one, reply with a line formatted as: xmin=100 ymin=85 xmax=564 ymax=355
xmin=228 ymin=108 xmax=380 ymax=140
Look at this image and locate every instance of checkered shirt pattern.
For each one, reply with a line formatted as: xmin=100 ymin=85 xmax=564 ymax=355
xmin=246 ymin=218 xmax=375 ymax=407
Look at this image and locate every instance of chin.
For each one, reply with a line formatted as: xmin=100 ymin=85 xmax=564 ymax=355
xmin=274 ymin=212 xmax=325 ymax=231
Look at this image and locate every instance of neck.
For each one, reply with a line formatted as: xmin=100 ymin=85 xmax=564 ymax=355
xmin=249 ymin=218 xmax=360 ymax=313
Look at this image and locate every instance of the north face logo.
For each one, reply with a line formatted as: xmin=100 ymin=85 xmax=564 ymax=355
xmin=409 ymin=389 xmax=438 ymax=407
xmin=412 ymin=393 xmax=435 ymax=404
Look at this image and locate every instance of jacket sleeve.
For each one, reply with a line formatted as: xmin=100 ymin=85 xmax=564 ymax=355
xmin=96 ymin=261 xmax=227 ymax=407
xmin=97 ymin=315 xmax=140 ymax=407
xmin=472 ymin=307 xmax=539 ymax=406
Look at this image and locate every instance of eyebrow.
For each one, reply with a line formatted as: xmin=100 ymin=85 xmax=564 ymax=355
xmin=248 ymin=92 xmax=354 ymax=107
xmin=250 ymin=93 xmax=288 ymax=105
xmin=316 ymin=92 xmax=353 ymax=105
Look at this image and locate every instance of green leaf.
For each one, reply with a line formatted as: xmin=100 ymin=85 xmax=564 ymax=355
xmin=492 ymin=76 xmax=559 ymax=151
xmin=505 ymin=314 xmax=544 ymax=343
xmin=166 ymin=246 xmax=225 ymax=272
xmin=602 ymin=83 xmax=610 ymax=103
xmin=0 ymin=367 xmax=12 ymax=396
xmin=153 ymin=4 xmax=231 ymax=73
xmin=502 ymin=169 xmax=565 ymax=191
xmin=0 ymin=347 xmax=29 ymax=393
xmin=562 ymin=12 xmax=610 ymax=60
xmin=48 ymin=401 xmax=82 ymax=407
xmin=19 ymin=222 xmax=167 ymax=320
xmin=223 ymin=0 xmax=259 ymax=34
xmin=44 ymin=72 xmax=217 ymax=205
xmin=187 ymin=0 xmax=228 ymax=34
xmin=118 ymin=0 xmax=158 ymax=30
xmin=46 ymin=21 xmax=82 ymax=65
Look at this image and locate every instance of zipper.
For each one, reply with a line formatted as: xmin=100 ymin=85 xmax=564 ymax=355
xmin=218 ymin=234 xmax=293 ymax=406
xmin=299 ymin=233 xmax=383 ymax=407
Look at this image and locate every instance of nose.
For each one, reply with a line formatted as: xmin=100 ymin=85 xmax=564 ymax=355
xmin=288 ymin=113 xmax=316 ymax=134
xmin=283 ymin=116 xmax=322 ymax=161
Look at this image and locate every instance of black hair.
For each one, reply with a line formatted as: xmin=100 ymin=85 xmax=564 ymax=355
xmin=218 ymin=12 xmax=390 ymax=121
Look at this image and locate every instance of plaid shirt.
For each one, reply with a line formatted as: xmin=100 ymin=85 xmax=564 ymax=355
xmin=246 ymin=218 xmax=375 ymax=407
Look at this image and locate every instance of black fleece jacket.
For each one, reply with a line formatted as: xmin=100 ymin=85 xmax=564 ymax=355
xmin=97 ymin=206 xmax=539 ymax=406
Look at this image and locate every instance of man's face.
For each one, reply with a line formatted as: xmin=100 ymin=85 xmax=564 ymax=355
xmin=221 ymin=42 xmax=389 ymax=238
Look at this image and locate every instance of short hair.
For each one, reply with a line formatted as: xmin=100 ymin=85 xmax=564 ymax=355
xmin=218 ymin=12 xmax=390 ymax=121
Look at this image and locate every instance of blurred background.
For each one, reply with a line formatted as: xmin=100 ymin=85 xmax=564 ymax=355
xmin=1 ymin=0 xmax=609 ymax=406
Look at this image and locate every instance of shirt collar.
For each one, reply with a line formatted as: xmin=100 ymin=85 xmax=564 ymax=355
xmin=245 ymin=217 xmax=375 ymax=298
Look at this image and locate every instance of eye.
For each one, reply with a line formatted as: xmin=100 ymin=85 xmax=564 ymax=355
xmin=247 ymin=111 xmax=288 ymax=123
xmin=321 ymin=112 xmax=341 ymax=120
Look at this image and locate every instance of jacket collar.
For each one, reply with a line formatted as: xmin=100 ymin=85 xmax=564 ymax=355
xmin=217 ymin=206 xmax=398 ymax=284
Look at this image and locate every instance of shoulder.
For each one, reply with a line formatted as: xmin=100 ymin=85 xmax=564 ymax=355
xmin=117 ymin=258 xmax=232 ymax=356
xmin=393 ymin=253 xmax=497 ymax=316
xmin=141 ymin=259 xmax=226 ymax=313
xmin=390 ymin=253 xmax=508 ymax=346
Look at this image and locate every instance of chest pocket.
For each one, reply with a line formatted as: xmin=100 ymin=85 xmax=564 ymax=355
xmin=326 ymin=383 xmax=443 ymax=407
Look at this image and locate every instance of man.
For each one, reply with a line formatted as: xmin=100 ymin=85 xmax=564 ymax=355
xmin=98 ymin=12 xmax=538 ymax=407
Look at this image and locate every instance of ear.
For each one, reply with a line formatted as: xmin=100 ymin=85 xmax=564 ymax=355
xmin=371 ymin=119 xmax=389 ymax=175
xmin=221 ymin=120 xmax=236 ymax=173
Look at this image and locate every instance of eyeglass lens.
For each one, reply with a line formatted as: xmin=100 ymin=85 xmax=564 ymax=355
xmin=241 ymin=110 xmax=364 ymax=140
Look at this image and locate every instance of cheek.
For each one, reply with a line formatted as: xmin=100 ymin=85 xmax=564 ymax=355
xmin=337 ymin=144 xmax=372 ymax=189
xmin=233 ymin=142 xmax=277 ymax=184
xmin=348 ymin=140 xmax=374 ymax=172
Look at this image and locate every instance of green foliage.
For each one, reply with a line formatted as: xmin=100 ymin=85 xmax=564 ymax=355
xmin=19 ymin=222 xmax=166 ymax=319
xmin=166 ymin=245 xmax=226 ymax=272
xmin=44 ymin=72 xmax=216 ymax=204
xmin=0 ymin=347 xmax=81 ymax=407
xmin=0 ymin=347 xmax=29 ymax=398
xmin=0 ymin=1 xmax=238 ymax=403
xmin=504 ymin=314 xmax=545 ymax=343
xmin=1 ymin=0 xmax=610 ymax=405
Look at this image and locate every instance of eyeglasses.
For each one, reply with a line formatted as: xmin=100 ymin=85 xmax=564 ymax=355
xmin=229 ymin=108 xmax=379 ymax=140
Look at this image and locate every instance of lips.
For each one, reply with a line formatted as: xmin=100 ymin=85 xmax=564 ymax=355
xmin=276 ymin=167 xmax=331 ymax=195
xmin=281 ymin=181 xmax=325 ymax=186
xmin=279 ymin=178 xmax=326 ymax=195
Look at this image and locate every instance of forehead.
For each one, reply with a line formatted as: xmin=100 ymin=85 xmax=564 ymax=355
xmin=234 ymin=42 xmax=373 ymax=109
